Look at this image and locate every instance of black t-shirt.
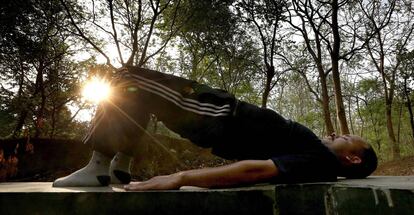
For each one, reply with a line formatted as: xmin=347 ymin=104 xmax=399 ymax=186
xmin=269 ymin=122 xmax=340 ymax=183
xmin=211 ymin=101 xmax=341 ymax=184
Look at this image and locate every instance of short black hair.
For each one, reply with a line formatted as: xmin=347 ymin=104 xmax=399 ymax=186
xmin=341 ymin=144 xmax=378 ymax=179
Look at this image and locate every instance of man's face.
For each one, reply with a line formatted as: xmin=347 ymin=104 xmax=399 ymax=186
xmin=325 ymin=134 xmax=367 ymax=161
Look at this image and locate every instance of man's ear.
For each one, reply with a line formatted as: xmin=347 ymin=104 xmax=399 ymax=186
xmin=345 ymin=155 xmax=362 ymax=164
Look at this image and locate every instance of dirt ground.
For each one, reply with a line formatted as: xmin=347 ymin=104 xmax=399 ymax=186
xmin=373 ymin=155 xmax=414 ymax=176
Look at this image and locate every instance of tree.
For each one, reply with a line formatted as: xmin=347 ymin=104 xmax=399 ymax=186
xmin=287 ymin=0 xmax=335 ymax=135
xmin=0 ymin=0 xmax=89 ymax=138
xmin=355 ymin=78 xmax=385 ymax=152
xmin=165 ymin=0 xmax=261 ymax=101
xmin=234 ymin=0 xmax=289 ymax=108
xmin=287 ymin=0 xmax=372 ymax=135
xmin=399 ymin=50 xmax=414 ymax=143
xmin=361 ymin=0 xmax=414 ymax=159
xmin=165 ymin=0 xmax=237 ymax=79
xmin=59 ymin=0 xmax=184 ymax=68
xmin=272 ymin=71 xmax=326 ymax=136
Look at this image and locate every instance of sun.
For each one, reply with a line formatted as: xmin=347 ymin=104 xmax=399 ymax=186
xmin=82 ymin=77 xmax=111 ymax=103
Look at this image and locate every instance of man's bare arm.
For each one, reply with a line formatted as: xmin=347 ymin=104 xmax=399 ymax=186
xmin=124 ymin=159 xmax=278 ymax=191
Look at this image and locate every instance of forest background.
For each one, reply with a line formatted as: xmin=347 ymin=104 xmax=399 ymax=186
xmin=1 ymin=0 xmax=413 ymax=180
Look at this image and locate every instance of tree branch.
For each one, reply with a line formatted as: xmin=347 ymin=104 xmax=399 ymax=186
xmin=59 ymin=0 xmax=115 ymax=69
xmin=108 ymin=0 xmax=125 ymax=65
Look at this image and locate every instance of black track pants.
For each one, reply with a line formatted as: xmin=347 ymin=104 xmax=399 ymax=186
xmin=83 ymin=66 xmax=238 ymax=158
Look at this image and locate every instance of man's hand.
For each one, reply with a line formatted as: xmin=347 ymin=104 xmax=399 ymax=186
xmin=124 ymin=173 xmax=183 ymax=191
xmin=123 ymin=159 xmax=278 ymax=191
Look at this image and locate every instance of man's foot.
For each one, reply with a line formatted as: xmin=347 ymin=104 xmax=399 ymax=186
xmin=109 ymin=152 xmax=132 ymax=184
xmin=53 ymin=151 xmax=111 ymax=187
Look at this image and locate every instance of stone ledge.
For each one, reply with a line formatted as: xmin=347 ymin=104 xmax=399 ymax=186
xmin=276 ymin=176 xmax=414 ymax=215
xmin=0 ymin=176 xmax=413 ymax=215
xmin=0 ymin=183 xmax=276 ymax=215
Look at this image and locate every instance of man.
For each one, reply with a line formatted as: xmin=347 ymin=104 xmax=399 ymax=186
xmin=53 ymin=66 xmax=378 ymax=190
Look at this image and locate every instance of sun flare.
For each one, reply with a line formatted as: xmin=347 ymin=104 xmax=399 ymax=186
xmin=82 ymin=77 xmax=111 ymax=103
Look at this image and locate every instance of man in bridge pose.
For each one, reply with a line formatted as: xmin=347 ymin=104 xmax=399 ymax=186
xmin=53 ymin=66 xmax=377 ymax=190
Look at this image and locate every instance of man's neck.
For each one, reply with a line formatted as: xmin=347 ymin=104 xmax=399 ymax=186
xmin=321 ymin=138 xmax=333 ymax=147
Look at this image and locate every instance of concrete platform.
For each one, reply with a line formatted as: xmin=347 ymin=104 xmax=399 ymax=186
xmin=1 ymin=176 xmax=414 ymax=215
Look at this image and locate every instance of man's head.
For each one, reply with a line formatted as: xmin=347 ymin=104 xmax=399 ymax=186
xmin=324 ymin=134 xmax=378 ymax=178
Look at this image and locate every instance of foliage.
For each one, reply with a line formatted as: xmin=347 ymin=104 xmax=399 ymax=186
xmin=0 ymin=0 xmax=413 ymax=164
xmin=0 ymin=0 xmax=91 ymax=138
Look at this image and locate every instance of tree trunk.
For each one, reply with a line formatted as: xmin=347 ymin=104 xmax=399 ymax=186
xmin=34 ymin=88 xmax=46 ymax=138
xmin=385 ymin=100 xmax=400 ymax=159
xmin=376 ymin=34 xmax=400 ymax=159
xmin=261 ymin=65 xmax=275 ymax=108
xmin=348 ymin=96 xmax=355 ymax=134
xmin=319 ymin=71 xmax=335 ymax=135
xmin=403 ymin=78 xmax=414 ymax=143
xmin=332 ymin=67 xmax=349 ymax=134
xmin=49 ymin=105 xmax=57 ymax=139
xmin=12 ymin=68 xmax=28 ymax=137
xmin=34 ymin=65 xmax=45 ymax=138
xmin=13 ymin=110 xmax=28 ymax=137
xmin=397 ymin=101 xmax=403 ymax=144
xmin=355 ymin=96 xmax=365 ymax=137
xmin=380 ymin=63 xmax=400 ymax=159
xmin=363 ymin=98 xmax=381 ymax=150
xmin=331 ymin=0 xmax=350 ymax=135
